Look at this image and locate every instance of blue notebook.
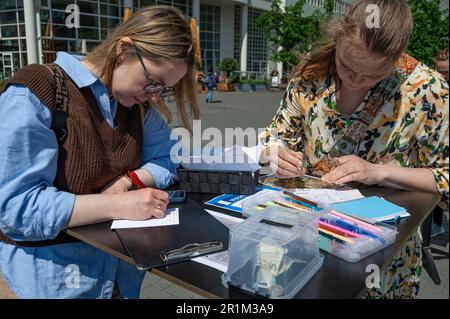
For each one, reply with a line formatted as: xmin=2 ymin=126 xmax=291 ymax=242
xmin=330 ymin=196 xmax=410 ymax=222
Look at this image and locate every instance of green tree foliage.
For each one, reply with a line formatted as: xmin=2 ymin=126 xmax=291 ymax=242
xmin=259 ymin=0 xmax=449 ymax=69
xmin=257 ymin=0 xmax=329 ymax=67
xmin=218 ymin=57 xmax=238 ymax=78
xmin=324 ymin=0 xmax=336 ymax=16
xmin=407 ymin=0 xmax=449 ymax=67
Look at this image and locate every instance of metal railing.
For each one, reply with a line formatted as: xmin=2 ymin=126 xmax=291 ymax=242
xmin=231 ymin=70 xmax=267 ymax=81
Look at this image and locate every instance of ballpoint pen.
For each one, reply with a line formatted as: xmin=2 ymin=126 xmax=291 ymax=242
xmin=269 ymin=128 xmax=327 ymax=181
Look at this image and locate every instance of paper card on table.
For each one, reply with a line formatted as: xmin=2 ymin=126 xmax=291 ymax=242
xmin=293 ymin=189 xmax=365 ymax=206
xmin=111 ymin=208 xmax=179 ymax=229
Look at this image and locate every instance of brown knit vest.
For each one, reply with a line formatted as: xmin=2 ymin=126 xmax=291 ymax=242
xmin=0 ymin=64 xmax=146 ymax=246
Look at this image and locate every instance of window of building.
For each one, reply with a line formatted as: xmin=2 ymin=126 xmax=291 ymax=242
xmin=0 ymin=11 xmax=18 ymax=24
xmin=234 ymin=4 xmax=241 ymax=66
xmin=200 ymin=3 xmax=220 ymax=73
xmin=1 ymin=24 xmax=18 ymax=37
xmin=155 ymin=0 xmax=191 ymax=16
xmin=77 ymin=1 xmax=99 ymax=14
xmin=0 ymin=0 xmax=18 ymax=11
xmin=247 ymin=7 xmax=267 ymax=76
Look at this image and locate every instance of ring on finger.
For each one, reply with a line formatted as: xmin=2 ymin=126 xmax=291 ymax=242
xmin=155 ymin=199 xmax=163 ymax=209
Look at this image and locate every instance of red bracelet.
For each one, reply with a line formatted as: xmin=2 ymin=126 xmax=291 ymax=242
xmin=126 ymin=171 xmax=146 ymax=189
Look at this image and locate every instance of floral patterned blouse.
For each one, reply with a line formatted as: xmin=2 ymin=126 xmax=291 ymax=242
xmin=261 ymin=55 xmax=449 ymax=207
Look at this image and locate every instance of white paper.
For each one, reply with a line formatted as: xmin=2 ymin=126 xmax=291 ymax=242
xmin=293 ymin=188 xmax=365 ymax=206
xmin=111 ymin=208 xmax=179 ymax=229
xmin=192 ymin=210 xmax=244 ymax=272
xmin=192 ymin=251 xmax=230 ymax=273
xmin=205 ymin=209 xmax=244 ymax=229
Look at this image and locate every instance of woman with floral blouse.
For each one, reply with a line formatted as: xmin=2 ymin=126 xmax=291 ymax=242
xmin=260 ymin=0 xmax=448 ymax=298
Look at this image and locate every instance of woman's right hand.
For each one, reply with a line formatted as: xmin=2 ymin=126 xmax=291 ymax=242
xmin=261 ymin=144 xmax=305 ymax=178
xmin=115 ymin=188 xmax=170 ymax=220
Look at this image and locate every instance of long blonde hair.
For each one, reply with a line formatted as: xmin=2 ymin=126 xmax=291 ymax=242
xmin=84 ymin=5 xmax=200 ymax=130
xmin=291 ymin=0 xmax=413 ymax=85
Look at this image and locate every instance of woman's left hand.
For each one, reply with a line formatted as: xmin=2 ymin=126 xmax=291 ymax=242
xmin=101 ymin=175 xmax=133 ymax=194
xmin=321 ymin=155 xmax=384 ymax=186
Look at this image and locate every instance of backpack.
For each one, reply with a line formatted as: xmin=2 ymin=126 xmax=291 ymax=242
xmin=205 ymin=74 xmax=216 ymax=89
xmin=1 ymin=64 xmax=68 ymax=144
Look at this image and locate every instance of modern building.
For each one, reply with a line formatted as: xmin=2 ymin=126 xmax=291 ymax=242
xmin=6 ymin=0 xmax=447 ymax=81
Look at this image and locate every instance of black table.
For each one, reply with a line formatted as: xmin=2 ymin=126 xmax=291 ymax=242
xmin=66 ymin=186 xmax=440 ymax=299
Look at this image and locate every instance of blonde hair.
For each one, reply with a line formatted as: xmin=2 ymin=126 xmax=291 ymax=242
xmin=84 ymin=5 xmax=200 ymax=130
xmin=291 ymin=0 xmax=413 ymax=85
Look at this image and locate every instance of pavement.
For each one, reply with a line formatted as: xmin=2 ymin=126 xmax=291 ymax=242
xmin=140 ymin=90 xmax=449 ymax=299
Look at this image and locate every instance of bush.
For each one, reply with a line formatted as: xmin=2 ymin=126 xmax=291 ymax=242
xmin=237 ymin=79 xmax=268 ymax=85
xmin=407 ymin=0 xmax=449 ymax=66
xmin=218 ymin=58 xmax=238 ymax=79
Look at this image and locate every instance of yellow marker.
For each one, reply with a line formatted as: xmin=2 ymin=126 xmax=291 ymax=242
xmin=319 ymin=227 xmax=354 ymax=243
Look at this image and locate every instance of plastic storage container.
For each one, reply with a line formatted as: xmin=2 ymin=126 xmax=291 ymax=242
xmin=241 ymin=189 xmax=319 ymax=218
xmin=241 ymin=189 xmax=399 ymax=263
xmin=222 ymin=205 xmax=323 ymax=298
xmin=318 ymin=212 xmax=398 ymax=262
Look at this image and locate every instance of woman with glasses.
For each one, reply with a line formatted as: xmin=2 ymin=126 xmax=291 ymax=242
xmin=0 ymin=6 xmax=199 ymax=298
xmin=260 ymin=0 xmax=448 ymax=298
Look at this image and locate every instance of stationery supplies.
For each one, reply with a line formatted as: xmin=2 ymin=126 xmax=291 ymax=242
xmin=222 ymin=205 xmax=324 ymax=298
xmin=114 ymin=199 xmax=229 ymax=270
xmin=330 ymin=196 xmax=410 ymax=222
xmin=241 ymin=190 xmax=399 ymax=262
xmin=319 ymin=212 xmax=398 ymax=262
xmin=111 ymin=208 xmax=179 ymax=229
xmin=205 ymin=186 xmax=279 ymax=213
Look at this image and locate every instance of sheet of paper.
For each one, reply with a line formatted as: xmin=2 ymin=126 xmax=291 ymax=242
xmin=111 ymin=208 xmax=179 ymax=229
xmin=192 ymin=210 xmax=244 ymax=272
xmin=293 ymin=188 xmax=364 ymax=206
xmin=206 ymin=209 xmax=244 ymax=229
xmin=192 ymin=251 xmax=230 ymax=273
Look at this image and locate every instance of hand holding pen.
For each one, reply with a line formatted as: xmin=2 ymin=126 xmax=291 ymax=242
xmin=101 ymin=171 xmax=169 ymax=220
xmin=260 ymin=128 xmax=305 ymax=178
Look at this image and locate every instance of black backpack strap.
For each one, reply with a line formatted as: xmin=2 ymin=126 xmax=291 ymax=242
xmin=1 ymin=63 xmax=69 ymax=144
xmin=45 ymin=63 xmax=69 ymax=144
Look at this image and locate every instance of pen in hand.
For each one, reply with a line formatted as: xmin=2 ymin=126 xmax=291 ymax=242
xmin=270 ymin=128 xmax=305 ymax=177
xmin=126 ymin=170 xmax=147 ymax=189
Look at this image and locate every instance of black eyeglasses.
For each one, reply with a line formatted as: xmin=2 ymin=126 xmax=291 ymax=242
xmin=133 ymin=43 xmax=175 ymax=98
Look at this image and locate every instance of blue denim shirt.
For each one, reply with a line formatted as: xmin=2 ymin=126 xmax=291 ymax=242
xmin=0 ymin=52 xmax=178 ymax=298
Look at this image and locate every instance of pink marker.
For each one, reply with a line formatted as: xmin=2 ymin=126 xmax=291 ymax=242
xmin=318 ymin=221 xmax=364 ymax=238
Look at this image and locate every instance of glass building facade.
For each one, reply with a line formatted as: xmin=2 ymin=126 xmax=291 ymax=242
xmin=1 ymin=0 xmax=347 ymax=80
xmin=199 ymin=3 xmax=220 ymax=74
xmin=0 ymin=0 xmax=26 ymax=79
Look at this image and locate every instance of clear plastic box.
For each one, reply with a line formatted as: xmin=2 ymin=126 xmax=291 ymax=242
xmin=222 ymin=205 xmax=323 ymax=298
xmin=241 ymin=189 xmax=398 ymax=263
xmin=241 ymin=189 xmax=319 ymax=218
xmin=318 ymin=212 xmax=398 ymax=262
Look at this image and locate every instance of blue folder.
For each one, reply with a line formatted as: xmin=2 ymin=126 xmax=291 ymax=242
xmin=330 ymin=196 xmax=410 ymax=222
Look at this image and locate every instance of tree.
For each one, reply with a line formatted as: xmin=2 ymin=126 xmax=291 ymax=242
xmin=218 ymin=58 xmax=238 ymax=81
xmin=407 ymin=0 xmax=449 ymax=67
xmin=257 ymin=0 xmax=329 ymax=67
xmin=324 ymin=0 xmax=336 ymax=17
